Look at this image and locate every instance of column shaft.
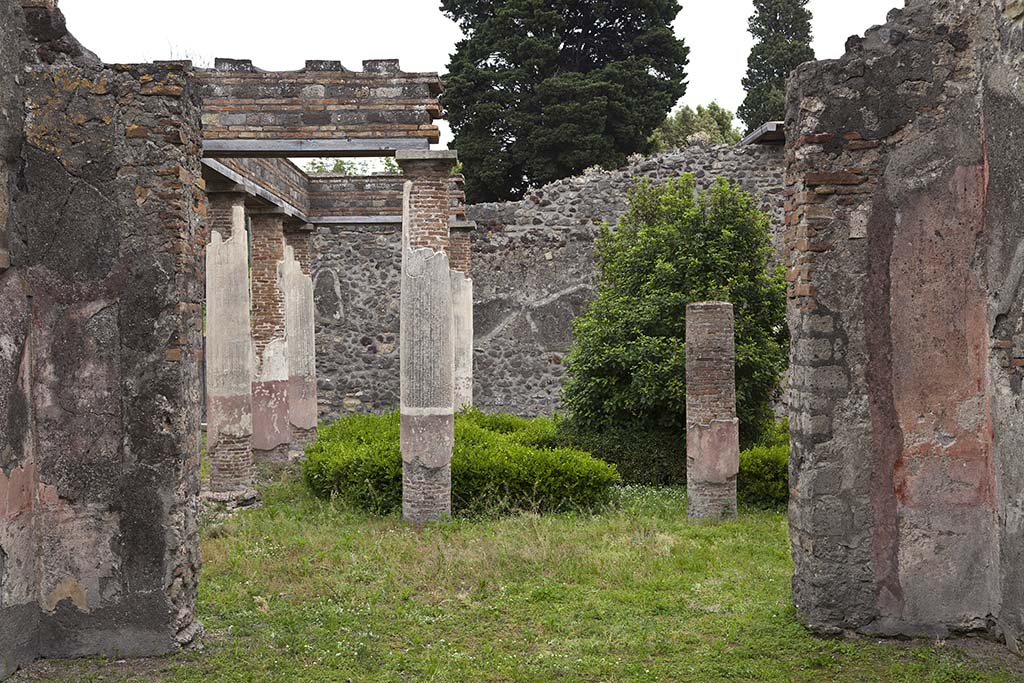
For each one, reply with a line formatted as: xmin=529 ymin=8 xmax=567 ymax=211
xmin=205 ymin=194 xmax=255 ymax=492
xmin=283 ymin=230 xmax=318 ymax=456
xmin=397 ymin=150 xmax=458 ymax=524
xmin=250 ymin=214 xmax=291 ymax=461
xmin=685 ymin=301 xmax=739 ymax=519
xmin=449 ymin=224 xmax=474 ymax=410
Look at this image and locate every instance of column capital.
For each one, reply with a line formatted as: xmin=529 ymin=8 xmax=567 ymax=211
xmin=248 ymin=211 xmax=285 ymax=226
xmin=449 ymin=220 xmax=476 ymax=233
xmin=206 ymin=190 xmax=247 ymax=207
xmin=396 ymin=150 xmax=458 ymax=176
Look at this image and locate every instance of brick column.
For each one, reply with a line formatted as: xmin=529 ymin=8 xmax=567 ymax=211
xmin=396 ymin=149 xmax=457 ymax=524
xmin=283 ymin=229 xmax=318 ymax=456
xmin=250 ymin=213 xmax=291 ymax=461
xmin=685 ymin=302 xmax=739 ymax=519
xmin=205 ymin=193 xmax=256 ymax=492
xmin=449 ymin=221 xmax=474 ymax=410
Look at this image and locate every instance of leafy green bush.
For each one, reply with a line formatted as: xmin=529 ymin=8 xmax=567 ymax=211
xmin=737 ymin=419 xmax=790 ymax=508
xmin=561 ymin=175 xmax=788 ymax=482
xmin=304 ymin=411 xmax=620 ymax=516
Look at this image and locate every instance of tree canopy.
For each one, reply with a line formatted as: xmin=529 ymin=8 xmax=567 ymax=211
xmin=441 ymin=0 xmax=689 ymax=203
xmin=737 ymin=0 xmax=814 ymax=133
xmin=303 ymin=158 xmax=400 ymax=175
xmin=651 ymin=102 xmax=742 ymax=150
xmin=562 ymin=175 xmax=788 ymax=449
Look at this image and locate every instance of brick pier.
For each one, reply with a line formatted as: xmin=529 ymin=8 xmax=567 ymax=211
xmin=685 ymin=302 xmax=739 ymax=519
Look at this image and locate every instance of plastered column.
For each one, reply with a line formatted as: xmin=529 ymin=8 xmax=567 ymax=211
xmin=249 ymin=213 xmax=291 ymax=461
xmin=449 ymin=221 xmax=474 ymax=410
xmin=205 ymin=193 xmax=255 ymax=491
xmin=396 ymin=150 xmax=457 ymax=524
xmin=685 ymin=302 xmax=739 ymax=519
xmin=283 ymin=229 xmax=317 ymax=457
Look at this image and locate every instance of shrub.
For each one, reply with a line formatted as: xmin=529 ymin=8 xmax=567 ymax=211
xmin=304 ymin=411 xmax=620 ymax=516
xmin=737 ymin=419 xmax=790 ymax=508
xmin=561 ymin=175 xmax=788 ymax=474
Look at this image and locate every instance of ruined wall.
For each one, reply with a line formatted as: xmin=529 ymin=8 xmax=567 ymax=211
xmin=0 ymin=2 xmax=32 ymax=675
xmin=786 ymin=0 xmax=1024 ymax=649
xmin=311 ymin=144 xmax=784 ymax=419
xmin=313 ymin=223 xmax=402 ymax=416
xmin=0 ymin=3 xmax=204 ymax=676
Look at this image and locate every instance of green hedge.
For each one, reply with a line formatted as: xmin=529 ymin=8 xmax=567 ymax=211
xmin=552 ymin=420 xmax=682 ymax=486
xmin=304 ymin=410 xmax=620 ymax=516
xmin=553 ymin=416 xmax=790 ymax=506
xmin=737 ymin=418 xmax=790 ymax=508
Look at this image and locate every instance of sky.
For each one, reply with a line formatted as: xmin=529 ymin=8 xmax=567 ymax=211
xmin=61 ymin=0 xmax=901 ymax=144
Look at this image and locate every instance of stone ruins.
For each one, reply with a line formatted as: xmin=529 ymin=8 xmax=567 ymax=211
xmin=314 ymin=142 xmax=787 ymax=419
xmin=0 ymin=0 xmax=463 ymax=674
xmin=685 ymin=302 xmax=739 ymax=519
xmin=2 ymin=0 xmax=1024 ymax=677
xmin=786 ymin=0 xmax=1024 ymax=650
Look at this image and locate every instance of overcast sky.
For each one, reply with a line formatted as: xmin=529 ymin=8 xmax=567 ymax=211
xmin=61 ymin=0 xmax=900 ymax=143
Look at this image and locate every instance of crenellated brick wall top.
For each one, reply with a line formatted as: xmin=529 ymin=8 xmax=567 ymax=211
xmin=196 ymin=59 xmax=442 ymax=144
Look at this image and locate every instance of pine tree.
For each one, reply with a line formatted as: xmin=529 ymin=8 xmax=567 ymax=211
xmin=738 ymin=0 xmax=815 ymax=133
xmin=441 ymin=0 xmax=689 ymax=203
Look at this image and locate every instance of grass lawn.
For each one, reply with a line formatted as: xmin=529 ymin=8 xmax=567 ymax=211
xmin=14 ymin=474 xmax=1023 ymax=682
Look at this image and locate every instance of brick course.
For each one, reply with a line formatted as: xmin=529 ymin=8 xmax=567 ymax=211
xmin=250 ymin=215 xmax=286 ymax=357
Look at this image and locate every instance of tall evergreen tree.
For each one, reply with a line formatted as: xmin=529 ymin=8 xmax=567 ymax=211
xmin=441 ymin=0 xmax=689 ymax=203
xmin=737 ymin=0 xmax=814 ymax=133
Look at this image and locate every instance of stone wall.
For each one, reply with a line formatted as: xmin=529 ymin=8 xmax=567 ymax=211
xmin=311 ymin=143 xmax=784 ymax=419
xmin=786 ymin=0 xmax=1024 ymax=649
xmin=314 ymin=223 xmax=402 ymax=415
xmin=0 ymin=3 xmax=204 ymax=676
xmin=0 ymin=2 xmax=31 ymax=675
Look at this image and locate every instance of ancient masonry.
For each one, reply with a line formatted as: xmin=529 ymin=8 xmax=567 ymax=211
xmin=685 ymin=303 xmax=739 ymax=519
xmin=0 ymin=0 xmax=461 ymax=675
xmin=205 ymin=193 xmax=255 ymax=492
xmin=786 ymin=0 xmax=1024 ymax=649
xmin=314 ymin=143 xmax=786 ymax=419
xmin=0 ymin=0 xmax=204 ymax=674
xmin=397 ymin=150 xmax=458 ymax=524
xmin=4 ymin=0 xmax=1024 ymax=675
